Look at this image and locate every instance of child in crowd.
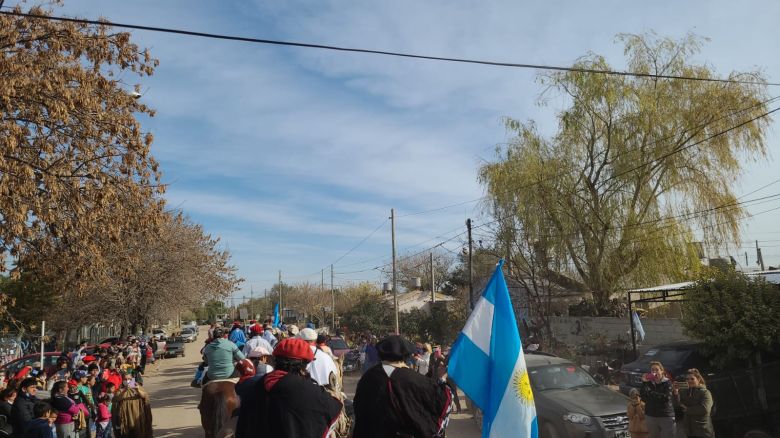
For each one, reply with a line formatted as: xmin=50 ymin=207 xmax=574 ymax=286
xmin=25 ymin=401 xmax=56 ymax=438
xmin=96 ymin=393 xmax=112 ymax=438
xmin=627 ymin=388 xmax=649 ymax=438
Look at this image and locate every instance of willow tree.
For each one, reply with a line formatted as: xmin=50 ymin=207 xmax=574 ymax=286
xmin=479 ymin=33 xmax=772 ymax=311
xmin=0 ymin=4 xmax=164 ymax=287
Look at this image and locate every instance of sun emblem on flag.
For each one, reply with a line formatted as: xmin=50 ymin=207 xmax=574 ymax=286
xmin=513 ymin=368 xmax=534 ymax=404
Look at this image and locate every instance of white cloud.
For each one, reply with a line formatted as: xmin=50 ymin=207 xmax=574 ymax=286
xmin=56 ymin=0 xmax=780 ymax=291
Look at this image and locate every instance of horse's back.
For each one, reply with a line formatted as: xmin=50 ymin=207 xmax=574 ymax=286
xmin=200 ymin=381 xmax=239 ymax=438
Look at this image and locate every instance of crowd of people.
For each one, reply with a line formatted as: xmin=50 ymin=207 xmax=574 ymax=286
xmin=194 ymin=320 xmax=457 ymax=438
xmin=0 ymin=337 xmax=154 ymax=438
xmin=627 ymin=361 xmax=714 ymax=438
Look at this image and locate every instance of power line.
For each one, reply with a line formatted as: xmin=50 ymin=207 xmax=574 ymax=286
xmin=3 ymin=10 xmax=779 ymax=86
xmin=398 ymin=197 xmax=485 ymax=217
xmin=328 ymin=218 xmax=388 ymax=266
xmin=739 ymin=177 xmax=780 ymax=199
xmin=604 ymin=106 xmax=780 ymax=183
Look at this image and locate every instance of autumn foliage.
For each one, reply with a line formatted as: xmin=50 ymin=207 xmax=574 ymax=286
xmin=0 ymin=4 xmax=240 ymax=333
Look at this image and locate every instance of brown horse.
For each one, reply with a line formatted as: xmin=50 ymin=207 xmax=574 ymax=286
xmin=199 ymin=379 xmax=239 ymax=438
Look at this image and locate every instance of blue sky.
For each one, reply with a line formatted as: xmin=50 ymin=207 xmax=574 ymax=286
xmin=50 ymin=1 xmax=780 ymax=299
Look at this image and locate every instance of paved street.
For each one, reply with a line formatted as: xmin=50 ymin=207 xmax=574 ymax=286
xmin=143 ymin=327 xmax=480 ymax=437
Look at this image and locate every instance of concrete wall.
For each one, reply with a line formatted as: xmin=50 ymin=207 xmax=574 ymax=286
xmin=548 ymin=316 xmax=691 ymax=350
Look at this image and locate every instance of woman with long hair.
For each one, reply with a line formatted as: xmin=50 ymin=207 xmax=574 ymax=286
xmin=676 ymin=368 xmax=714 ymax=438
xmin=640 ymin=361 xmax=675 ymax=438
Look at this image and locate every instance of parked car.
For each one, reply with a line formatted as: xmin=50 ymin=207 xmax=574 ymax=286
xmin=151 ymin=329 xmax=168 ymax=341
xmin=180 ymin=328 xmax=198 ymax=343
xmin=1 ymin=352 xmax=61 ymax=381
xmin=327 ymin=336 xmax=351 ymax=358
xmin=154 ymin=339 xmax=167 ymax=359
xmin=164 ymin=337 xmax=186 ymax=358
xmin=527 ymin=353 xmax=629 ymax=438
xmin=98 ymin=337 xmax=121 ymax=349
xmin=619 ymin=341 xmax=711 ymax=395
xmin=620 ymin=341 xmax=780 ymax=437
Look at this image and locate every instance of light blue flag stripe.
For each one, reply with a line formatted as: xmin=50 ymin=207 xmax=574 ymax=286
xmin=448 ymin=333 xmax=490 ymax=409
xmin=484 ymin=261 xmax=522 ymax=433
xmin=448 ymin=260 xmax=538 ymax=438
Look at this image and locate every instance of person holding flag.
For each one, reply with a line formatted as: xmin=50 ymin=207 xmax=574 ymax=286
xmin=447 ymin=260 xmax=538 ymax=438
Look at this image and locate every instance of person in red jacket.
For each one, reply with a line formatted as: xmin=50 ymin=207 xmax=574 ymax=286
xmin=101 ymin=363 xmax=122 ymax=394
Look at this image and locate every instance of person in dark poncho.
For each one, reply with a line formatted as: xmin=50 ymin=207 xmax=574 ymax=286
xmin=353 ymin=335 xmax=452 ymax=438
xmin=235 ymin=338 xmax=343 ymax=438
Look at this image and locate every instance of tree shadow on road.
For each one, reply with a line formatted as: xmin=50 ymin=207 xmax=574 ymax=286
xmin=154 ymin=424 xmax=202 ymax=437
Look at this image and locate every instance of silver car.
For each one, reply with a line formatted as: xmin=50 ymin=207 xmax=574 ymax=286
xmin=527 ymin=353 xmax=630 ymax=438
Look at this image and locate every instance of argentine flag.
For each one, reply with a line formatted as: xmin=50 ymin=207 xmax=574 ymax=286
xmin=272 ymin=303 xmax=280 ymax=328
xmin=448 ymin=260 xmax=538 ymax=438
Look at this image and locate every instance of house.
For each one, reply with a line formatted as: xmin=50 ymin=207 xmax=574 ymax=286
xmin=384 ymin=289 xmax=456 ymax=313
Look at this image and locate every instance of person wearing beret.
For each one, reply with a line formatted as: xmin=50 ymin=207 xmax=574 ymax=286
xmin=353 ymin=335 xmax=453 ymax=438
xmin=235 ymin=338 xmax=343 ymax=438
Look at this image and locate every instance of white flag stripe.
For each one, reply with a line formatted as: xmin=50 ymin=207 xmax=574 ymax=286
xmin=461 ymin=297 xmax=494 ymax=356
xmin=489 ymin=354 xmax=537 ymax=437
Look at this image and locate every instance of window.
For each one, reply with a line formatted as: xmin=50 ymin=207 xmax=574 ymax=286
xmin=529 ymin=364 xmax=598 ymax=391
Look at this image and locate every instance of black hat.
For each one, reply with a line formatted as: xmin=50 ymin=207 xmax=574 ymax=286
xmin=376 ymin=335 xmax=416 ymax=361
xmin=20 ymin=377 xmax=38 ymax=390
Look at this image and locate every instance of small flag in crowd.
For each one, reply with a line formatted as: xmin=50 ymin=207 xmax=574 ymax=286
xmin=447 ymin=260 xmax=538 ymax=438
xmin=632 ymin=311 xmax=645 ymax=342
xmin=273 ymin=303 xmax=280 ymax=327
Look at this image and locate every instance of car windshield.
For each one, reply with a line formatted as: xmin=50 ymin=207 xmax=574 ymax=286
xmin=529 ymin=364 xmax=598 ymax=391
xmin=182 ymin=329 xmax=194 ymax=333
xmin=329 ymin=339 xmax=348 ymax=350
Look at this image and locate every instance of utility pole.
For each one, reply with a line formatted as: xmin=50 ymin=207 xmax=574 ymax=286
xmin=331 ymin=264 xmax=336 ymax=331
xmin=391 ymin=208 xmax=399 ymax=334
xmin=756 ymin=240 xmax=766 ymax=271
xmin=278 ymin=270 xmax=283 ymax=322
xmin=467 ymin=218 xmax=474 ymax=310
xmin=250 ymin=285 xmax=254 ymax=320
xmin=430 ymin=252 xmax=436 ymax=303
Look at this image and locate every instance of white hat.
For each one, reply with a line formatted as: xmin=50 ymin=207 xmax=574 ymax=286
xmin=298 ymin=328 xmax=317 ymax=341
xmin=248 ymin=346 xmax=272 ymax=358
xmin=287 ymin=325 xmax=299 ymax=336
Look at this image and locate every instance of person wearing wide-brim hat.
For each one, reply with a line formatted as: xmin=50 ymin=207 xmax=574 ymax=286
xmin=235 ymin=338 xmax=343 ymax=438
xmin=353 ymin=335 xmax=453 ymax=438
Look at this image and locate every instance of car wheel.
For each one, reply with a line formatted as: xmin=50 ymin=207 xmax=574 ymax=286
xmin=541 ymin=422 xmax=560 ymax=438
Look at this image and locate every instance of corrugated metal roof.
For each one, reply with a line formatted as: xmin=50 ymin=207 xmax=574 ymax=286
xmin=628 ymin=270 xmax=780 ymax=292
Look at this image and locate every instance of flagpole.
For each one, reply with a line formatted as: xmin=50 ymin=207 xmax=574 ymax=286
xmin=391 ymin=208 xmax=399 ymax=334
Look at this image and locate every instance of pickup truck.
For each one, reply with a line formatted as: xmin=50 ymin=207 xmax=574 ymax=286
xmin=164 ymin=336 xmax=186 ymax=358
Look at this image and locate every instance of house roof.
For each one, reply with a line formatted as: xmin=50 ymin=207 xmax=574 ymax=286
xmin=628 ymin=269 xmax=780 ymax=293
xmin=385 ymin=290 xmax=456 ymax=312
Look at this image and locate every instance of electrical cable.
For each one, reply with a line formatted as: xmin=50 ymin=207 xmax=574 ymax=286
xmin=604 ymin=106 xmax=780 ymax=184
xmin=328 ymin=218 xmax=388 ymax=267
xmin=2 ymin=10 xmax=779 ymax=86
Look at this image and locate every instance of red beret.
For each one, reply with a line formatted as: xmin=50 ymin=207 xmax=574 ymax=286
xmin=249 ymin=324 xmax=264 ymax=334
xmin=83 ymin=355 xmax=96 ymax=362
xmin=273 ymin=338 xmax=314 ymax=361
